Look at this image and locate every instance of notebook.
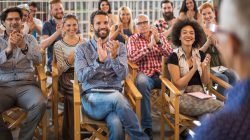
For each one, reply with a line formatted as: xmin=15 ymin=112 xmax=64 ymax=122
xmin=187 ymin=92 xmax=212 ymax=99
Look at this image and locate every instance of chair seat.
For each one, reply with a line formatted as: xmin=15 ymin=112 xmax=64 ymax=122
xmin=81 ymin=110 xmax=107 ymax=126
xmin=2 ymin=107 xmax=27 ymax=129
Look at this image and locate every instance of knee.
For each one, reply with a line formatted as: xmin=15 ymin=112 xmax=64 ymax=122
xmin=136 ymin=74 xmax=149 ymax=87
xmin=106 ymin=115 xmax=123 ymax=132
xmin=215 ymin=73 xmax=229 ymax=83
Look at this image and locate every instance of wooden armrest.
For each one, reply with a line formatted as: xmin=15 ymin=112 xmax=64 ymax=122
xmin=210 ymin=73 xmax=232 ymax=89
xmin=160 ymin=76 xmax=181 ymax=96
xmin=125 ymin=77 xmax=142 ymax=100
xmin=36 ymin=64 xmax=47 ymax=81
xmin=128 ymin=61 xmax=138 ymax=70
xmin=73 ymin=81 xmax=81 ymax=105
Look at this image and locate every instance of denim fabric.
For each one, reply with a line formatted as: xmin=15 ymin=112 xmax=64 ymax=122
xmin=213 ymin=69 xmax=237 ymax=96
xmin=0 ymin=82 xmax=46 ymax=140
xmin=135 ymin=72 xmax=161 ymax=129
xmin=82 ymin=91 xmax=149 ymax=140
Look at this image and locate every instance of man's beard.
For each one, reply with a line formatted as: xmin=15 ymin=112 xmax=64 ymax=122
xmin=94 ymin=28 xmax=110 ymax=39
xmin=163 ymin=12 xmax=174 ymax=21
xmin=54 ymin=12 xmax=64 ymax=20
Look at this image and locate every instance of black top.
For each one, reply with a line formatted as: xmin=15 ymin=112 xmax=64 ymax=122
xmin=167 ymin=51 xmax=205 ymax=86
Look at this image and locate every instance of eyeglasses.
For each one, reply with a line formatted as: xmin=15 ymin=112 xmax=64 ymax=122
xmin=5 ymin=17 xmax=21 ymax=22
xmin=136 ymin=20 xmax=149 ymax=26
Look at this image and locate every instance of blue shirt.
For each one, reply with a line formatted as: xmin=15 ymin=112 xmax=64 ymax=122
xmin=75 ymin=39 xmax=128 ymax=92
xmin=190 ymin=79 xmax=250 ymax=140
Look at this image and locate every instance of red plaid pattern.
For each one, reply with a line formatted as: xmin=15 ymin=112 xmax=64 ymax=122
xmin=127 ymin=33 xmax=173 ymax=77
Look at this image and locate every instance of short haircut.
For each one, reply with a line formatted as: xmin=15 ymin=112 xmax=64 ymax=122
xmin=49 ymin=0 xmax=62 ymax=9
xmin=171 ymin=19 xmax=206 ymax=48
xmin=98 ymin=0 xmax=112 ymax=14
xmin=134 ymin=14 xmax=150 ymax=25
xmin=161 ymin=0 xmax=173 ymax=8
xmin=29 ymin=2 xmax=38 ymax=8
xmin=90 ymin=10 xmax=108 ymax=25
xmin=0 ymin=7 xmax=23 ymax=24
xmin=199 ymin=2 xmax=214 ymax=14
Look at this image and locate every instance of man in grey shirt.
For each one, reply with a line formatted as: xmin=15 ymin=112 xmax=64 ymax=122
xmin=0 ymin=7 xmax=46 ymax=140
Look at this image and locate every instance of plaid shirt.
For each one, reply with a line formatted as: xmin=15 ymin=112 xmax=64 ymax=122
xmin=127 ymin=33 xmax=172 ymax=77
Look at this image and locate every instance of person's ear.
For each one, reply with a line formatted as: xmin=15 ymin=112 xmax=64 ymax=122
xmin=90 ymin=24 xmax=94 ymax=32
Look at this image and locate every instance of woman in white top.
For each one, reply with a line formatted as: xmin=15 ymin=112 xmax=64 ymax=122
xmin=54 ymin=14 xmax=84 ymax=140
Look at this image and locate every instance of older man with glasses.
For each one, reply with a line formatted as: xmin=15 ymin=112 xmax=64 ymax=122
xmin=127 ymin=14 xmax=172 ymax=140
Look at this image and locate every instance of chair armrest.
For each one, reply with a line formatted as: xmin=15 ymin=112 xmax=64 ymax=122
xmin=160 ymin=76 xmax=181 ymax=96
xmin=128 ymin=60 xmax=138 ymax=70
xmin=36 ymin=64 xmax=47 ymax=82
xmin=210 ymin=73 xmax=232 ymax=89
xmin=73 ymin=80 xmax=81 ymax=105
xmin=125 ymin=77 xmax=142 ymax=100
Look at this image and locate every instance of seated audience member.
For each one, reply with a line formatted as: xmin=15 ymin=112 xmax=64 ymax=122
xmin=54 ymin=14 xmax=83 ymax=140
xmin=17 ymin=4 xmax=30 ymax=34
xmin=154 ymin=0 xmax=177 ymax=45
xmin=127 ymin=14 xmax=172 ymax=140
xmin=167 ymin=19 xmax=223 ymax=117
xmin=75 ymin=10 xmax=149 ymax=140
xmin=110 ymin=6 xmax=135 ymax=44
xmin=191 ymin=0 xmax=250 ymax=139
xmin=0 ymin=7 xmax=46 ymax=140
xmin=199 ymin=2 xmax=237 ymax=95
xmin=179 ymin=0 xmax=202 ymax=25
xmin=98 ymin=0 xmax=118 ymax=27
xmin=28 ymin=2 xmax=43 ymax=38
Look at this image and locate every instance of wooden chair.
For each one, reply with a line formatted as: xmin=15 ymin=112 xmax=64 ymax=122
xmin=2 ymin=64 xmax=48 ymax=140
xmin=159 ymin=59 xmax=232 ymax=140
xmin=73 ymin=72 xmax=143 ymax=140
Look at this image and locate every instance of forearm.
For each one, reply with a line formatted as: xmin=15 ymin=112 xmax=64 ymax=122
xmin=173 ymin=68 xmax=197 ymax=90
xmin=200 ymin=41 xmax=210 ymax=52
xmin=201 ymin=66 xmax=210 ymax=85
xmin=40 ymin=32 xmax=61 ymax=50
xmin=35 ymin=25 xmax=42 ymax=35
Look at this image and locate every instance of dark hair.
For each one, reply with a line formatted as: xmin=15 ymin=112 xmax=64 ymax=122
xmin=171 ymin=19 xmax=206 ymax=48
xmin=179 ymin=0 xmax=198 ymax=14
xmin=63 ymin=14 xmax=78 ymax=24
xmin=161 ymin=0 xmax=173 ymax=8
xmin=0 ymin=7 xmax=23 ymax=24
xmin=29 ymin=2 xmax=38 ymax=8
xmin=98 ymin=0 xmax=112 ymax=14
xmin=90 ymin=10 xmax=108 ymax=25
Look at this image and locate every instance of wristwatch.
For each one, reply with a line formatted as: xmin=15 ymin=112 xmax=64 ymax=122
xmin=21 ymin=44 xmax=29 ymax=55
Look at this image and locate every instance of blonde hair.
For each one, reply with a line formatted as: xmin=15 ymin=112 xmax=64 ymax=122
xmin=117 ymin=6 xmax=134 ymax=34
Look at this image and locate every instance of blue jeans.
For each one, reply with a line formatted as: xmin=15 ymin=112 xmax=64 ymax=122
xmin=213 ymin=69 xmax=237 ymax=96
xmin=82 ymin=90 xmax=149 ymax=140
xmin=135 ymin=72 xmax=161 ymax=129
xmin=46 ymin=45 xmax=53 ymax=72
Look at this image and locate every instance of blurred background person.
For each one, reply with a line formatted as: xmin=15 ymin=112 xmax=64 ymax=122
xmin=179 ymin=0 xmax=202 ymax=25
xmin=110 ymin=6 xmax=136 ymax=44
xmin=98 ymin=0 xmax=118 ymax=27
xmin=28 ymin=2 xmax=43 ymax=39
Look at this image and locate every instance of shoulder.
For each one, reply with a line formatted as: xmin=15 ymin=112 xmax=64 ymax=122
xmin=54 ymin=40 xmax=63 ymax=48
xmin=24 ymin=34 xmax=37 ymax=43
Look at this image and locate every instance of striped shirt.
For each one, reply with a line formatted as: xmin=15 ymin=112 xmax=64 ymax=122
xmin=75 ymin=39 xmax=128 ymax=92
xmin=54 ymin=39 xmax=78 ymax=76
xmin=127 ymin=33 xmax=172 ymax=77
xmin=0 ymin=34 xmax=41 ymax=83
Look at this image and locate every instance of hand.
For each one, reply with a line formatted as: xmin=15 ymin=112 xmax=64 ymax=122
xmin=14 ymin=32 xmax=26 ymax=49
xmin=97 ymin=38 xmax=107 ymax=62
xmin=117 ymin=23 xmax=123 ymax=33
xmin=106 ymin=40 xmax=119 ymax=59
xmin=56 ymin=23 xmax=62 ymax=35
xmin=67 ymin=50 xmax=75 ymax=65
xmin=201 ymin=54 xmax=211 ymax=68
xmin=6 ymin=31 xmax=17 ymax=54
xmin=148 ymin=34 xmax=156 ymax=50
xmin=27 ymin=18 xmax=35 ymax=32
xmin=150 ymin=26 xmax=160 ymax=42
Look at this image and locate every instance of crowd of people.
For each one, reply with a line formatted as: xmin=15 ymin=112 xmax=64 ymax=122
xmin=1 ymin=0 xmax=250 ymax=140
